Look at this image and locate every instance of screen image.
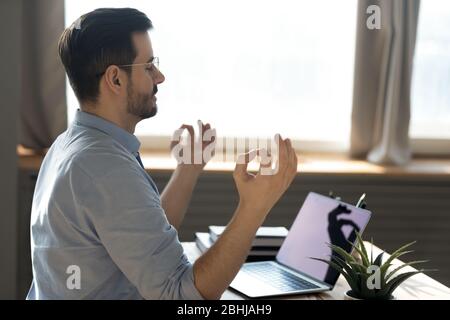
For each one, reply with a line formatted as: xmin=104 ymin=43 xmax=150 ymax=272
xmin=276 ymin=192 xmax=371 ymax=286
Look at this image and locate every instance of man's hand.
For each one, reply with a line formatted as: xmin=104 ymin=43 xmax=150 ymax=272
xmin=193 ymin=134 xmax=298 ymax=299
xmin=170 ymin=120 xmax=216 ymax=174
xmin=233 ymin=134 xmax=298 ymax=222
xmin=161 ymin=121 xmax=216 ymax=229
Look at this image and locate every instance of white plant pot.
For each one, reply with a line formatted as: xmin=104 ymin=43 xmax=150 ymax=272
xmin=344 ymin=291 xmax=361 ymax=300
xmin=344 ymin=290 xmax=396 ymax=300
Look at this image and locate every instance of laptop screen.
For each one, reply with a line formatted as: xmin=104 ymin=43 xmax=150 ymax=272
xmin=276 ymin=192 xmax=372 ymax=286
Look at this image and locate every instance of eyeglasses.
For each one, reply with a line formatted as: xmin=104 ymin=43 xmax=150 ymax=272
xmin=96 ymin=57 xmax=160 ymax=77
xmin=118 ymin=57 xmax=159 ymax=70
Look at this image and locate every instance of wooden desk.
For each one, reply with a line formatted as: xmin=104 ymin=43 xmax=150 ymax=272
xmin=182 ymin=242 xmax=450 ymax=300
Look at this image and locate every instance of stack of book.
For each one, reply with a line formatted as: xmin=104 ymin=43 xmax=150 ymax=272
xmin=195 ymin=225 xmax=288 ymax=261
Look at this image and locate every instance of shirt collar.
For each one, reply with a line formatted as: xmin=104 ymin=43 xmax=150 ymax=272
xmin=74 ymin=109 xmax=141 ymax=155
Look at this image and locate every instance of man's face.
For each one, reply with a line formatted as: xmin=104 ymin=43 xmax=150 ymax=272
xmin=126 ymin=32 xmax=165 ymax=120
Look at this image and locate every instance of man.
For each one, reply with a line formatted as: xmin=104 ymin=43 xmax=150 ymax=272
xmin=27 ymin=8 xmax=297 ymax=300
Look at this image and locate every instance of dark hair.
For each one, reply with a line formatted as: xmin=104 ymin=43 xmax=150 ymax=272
xmin=58 ymin=8 xmax=153 ymax=104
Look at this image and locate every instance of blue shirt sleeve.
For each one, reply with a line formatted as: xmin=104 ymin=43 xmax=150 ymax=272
xmin=75 ymin=161 xmax=204 ymax=300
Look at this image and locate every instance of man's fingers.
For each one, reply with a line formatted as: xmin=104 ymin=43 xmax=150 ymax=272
xmin=202 ymin=123 xmax=215 ymax=145
xmin=171 ymin=128 xmax=184 ymax=143
xmin=237 ymin=149 xmax=258 ymax=166
xmin=277 ymin=134 xmax=287 ymax=162
xmin=288 ymin=146 xmax=298 ymax=184
xmin=291 ymin=145 xmax=298 ymax=171
xmin=197 ymin=120 xmax=204 ymax=143
xmin=275 ymin=134 xmax=288 ymax=173
xmin=210 ymin=128 xmax=216 ymax=142
xmin=234 ymin=149 xmax=258 ymax=179
xmin=203 ymin=122 xmax=211 ymax=132
xmin=291 ymin=149 xmax=298 ymax=173
xmin=180 ymin=124 xmax=195 ymax=144
xmin=282 ymin=139 xmax=298 ymax=188
xmin=285 ymin=138 xmax=296 ymax=172
xmin=180 ymin=124 xmax=195 ymax=136
xmin=258 ymin=149 xmax=272 ymax=175
xmin=198 ymin=120 xmax=214 ymax=146
xmin=285 ymin=138 xmax=292 ymax=162
xmin=258 ymin=149 xmax=271 ymax=167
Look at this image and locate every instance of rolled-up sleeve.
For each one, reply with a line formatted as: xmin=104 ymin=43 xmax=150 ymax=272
xmin=76 ymin=162 xmax=204 ymax=300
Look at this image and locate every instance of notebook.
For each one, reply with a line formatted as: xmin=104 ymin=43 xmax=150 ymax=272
xmin=209 ymin=225 xmax=288 ymax=247
xmin=195 ymin=232 xmax=279 ymax=258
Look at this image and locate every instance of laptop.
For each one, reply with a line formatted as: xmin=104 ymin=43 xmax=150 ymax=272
xmin=229 ymin=192 xmax=372 ymax=298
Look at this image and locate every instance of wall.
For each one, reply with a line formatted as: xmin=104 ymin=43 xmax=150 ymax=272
xmin=0 ymin=0 xmax=21 ymax=300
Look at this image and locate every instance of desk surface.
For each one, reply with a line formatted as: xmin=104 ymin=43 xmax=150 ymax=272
xmin=182 ymin=242 xmax=450 ymax=300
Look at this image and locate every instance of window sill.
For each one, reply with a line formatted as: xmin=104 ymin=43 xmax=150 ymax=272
xmin=18 ymin=145 xmax=450 ymax=177
xmin=139 ymin=151 xmax=450 ymax=177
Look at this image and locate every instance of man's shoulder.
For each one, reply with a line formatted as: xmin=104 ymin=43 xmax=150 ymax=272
xmin=59 ymin=128 xmax=140 ymax=181
xmin=72 ymin=147 xmax=138 ymax=181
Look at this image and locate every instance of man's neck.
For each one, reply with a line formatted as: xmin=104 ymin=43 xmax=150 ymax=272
xmin=80 ymin=105 xmax=138 ymax=134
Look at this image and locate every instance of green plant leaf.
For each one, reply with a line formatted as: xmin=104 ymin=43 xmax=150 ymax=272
xmin=381 ymin=271 xmax=422 ymax=297
xmin=348 ymin=261 xmax=367 ymax=274
xmin=310 ymin=257 xmax=343 ymax=273
xmin=347 ymin=240 xmax=370 ymax=267
xmin=332 ymin=255 xmax=362 ymax=283
xmin=327 ymin=243 xmax=358 ymax=265
xmin=330 ymin=254 xmax=349 ymax=268
xmin=379 ymin=263 xmax=392 ymax=288
xmin=383 ymin=241 xmax=416 ymax=267
xmin=370 ymin=237 xmax=374 ymax=265
xmin=380 ymin=250 xmax=415 ymax=276
xmin=310 ymin=257 xmax=359 ymax=292
xmin=356 ymin=232 xmax=369 ymax=264
xmin=373 ymin=252 xmax=384 ymax=267
xmin=385 ymin=260 xmax=429 ymax=282
xmin=342 ymin=273 xmax=360 ymax=293
xmin=357 ymin=272 xmax=378 ymax=299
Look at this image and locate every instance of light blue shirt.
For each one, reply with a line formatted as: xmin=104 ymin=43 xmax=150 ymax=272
xmin=27 ymin=110 xmax=203 ymax=300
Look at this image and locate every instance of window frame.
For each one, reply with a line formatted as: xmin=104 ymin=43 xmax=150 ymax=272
xmin=64 ymin=0 xmax=450 ymax=158
xmin=411 ymin=138 xmax=450 ymax=157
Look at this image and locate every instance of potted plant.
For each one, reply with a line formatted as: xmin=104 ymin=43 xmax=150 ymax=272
xmin=312 ymin=232 xmax=433 ymax=300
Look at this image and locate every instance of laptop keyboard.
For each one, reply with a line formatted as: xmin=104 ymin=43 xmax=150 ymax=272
xmin=241 ymin=262 xmax=320 ymax=292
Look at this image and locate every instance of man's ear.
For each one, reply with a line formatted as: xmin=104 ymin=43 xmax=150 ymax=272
xmin=103 ymin=65 xmax=123 ymax=94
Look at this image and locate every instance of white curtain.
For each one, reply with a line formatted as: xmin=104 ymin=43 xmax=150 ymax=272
xmin=20 ymin=0 xmax=67 ymax=149
xmin=350 ymin=0 xmax=421 ymax=165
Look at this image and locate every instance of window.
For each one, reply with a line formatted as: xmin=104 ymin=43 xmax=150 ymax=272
xmin=411 ymin=0 xmax=450 ymax=140
xmin=65 ymin=0 xmax=357 ymax=151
